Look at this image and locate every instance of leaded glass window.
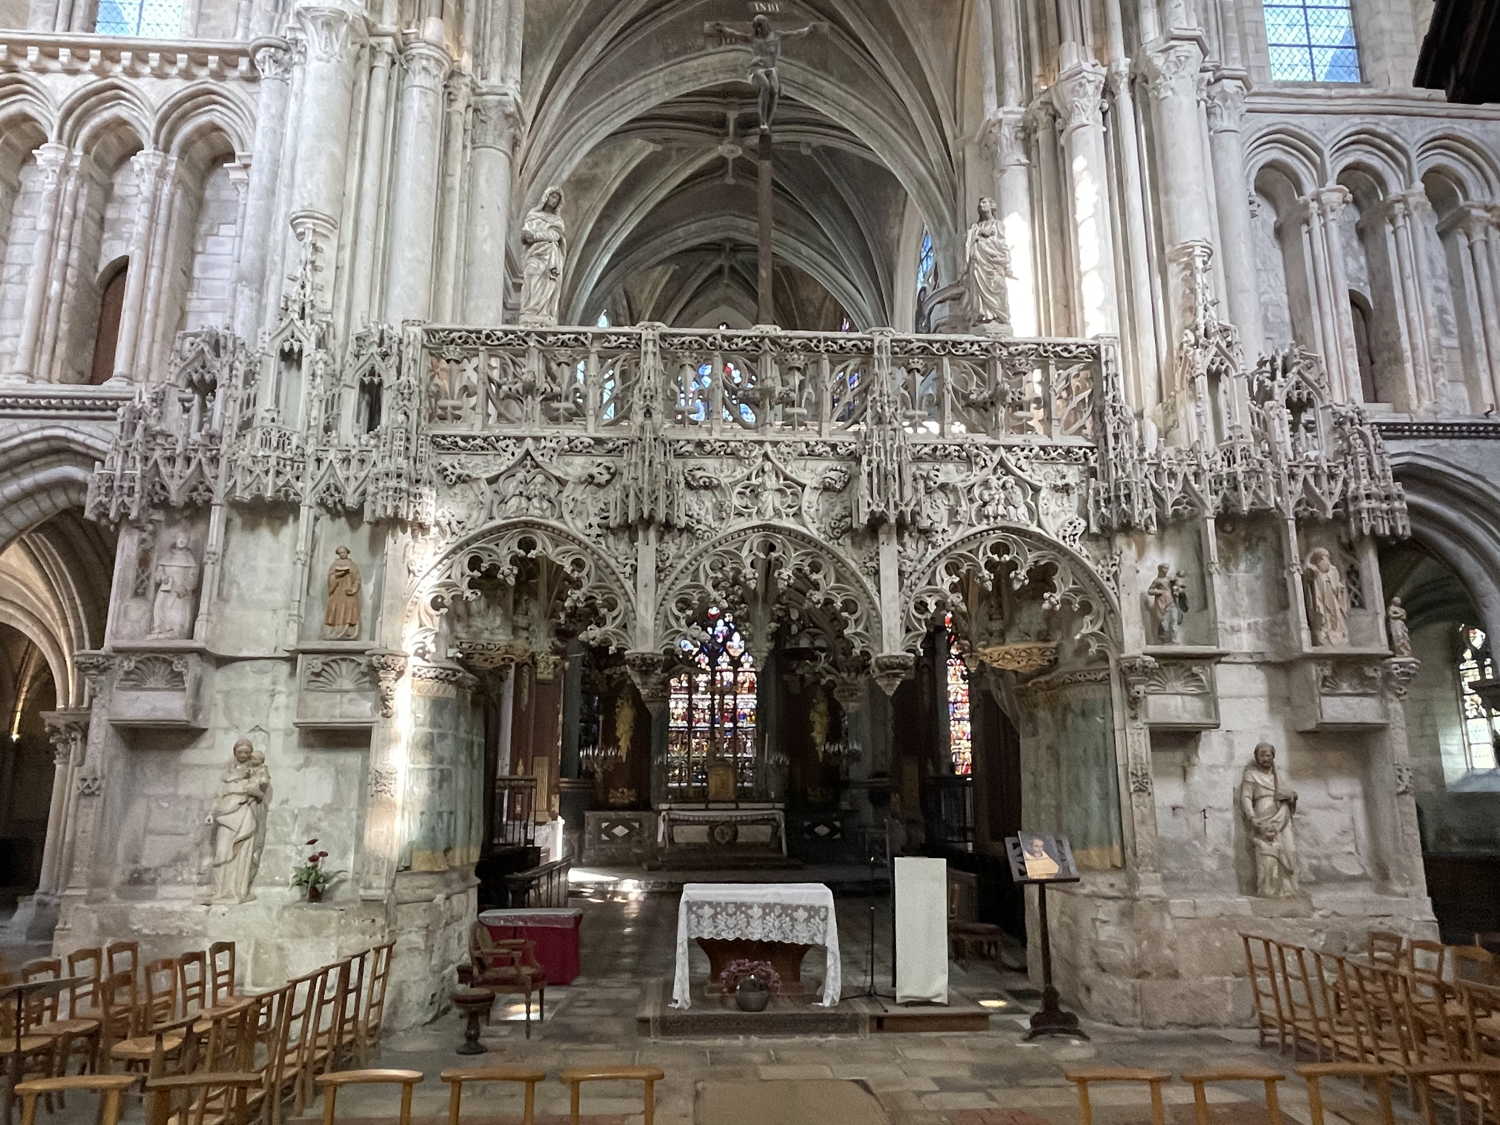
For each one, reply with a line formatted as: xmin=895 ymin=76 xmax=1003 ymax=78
xmin=1456 ymin=626 xmax=1500 ymax=772
xmin=95 ymin=0 xmax=186 ymax=37
xmin=682 ymin=360 xmax=752 ymax=424
xmin=915 ymin=229 xmax=935 ymax=300
xmin=945 ymin=623 xmax=972 ymax=777
xmin=666 ymin=608 xmax=758 ymax=797
xmin=1264 ymin=1 xmax=1361 ymax=83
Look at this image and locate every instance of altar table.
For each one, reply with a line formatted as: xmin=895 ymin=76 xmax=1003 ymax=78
xmin=671 ymin=882 xmax=841 ymax=1009
xmin=657 ymin=807 xmax=787 ymax=855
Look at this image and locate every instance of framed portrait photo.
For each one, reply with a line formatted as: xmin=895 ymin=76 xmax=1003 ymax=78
xmin=1005 ymin=832 xmax=1080 ymax=884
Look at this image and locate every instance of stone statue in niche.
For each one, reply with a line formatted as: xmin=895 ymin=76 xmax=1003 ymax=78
xmin=1306 ymin=547 xmax=1350 ymax=647
xmin=1146 ymin=564 xmax=1188 ymax=644
xmin=1387 ymin=596 xmax=1412 ymax=657
xmin=963 ymin=197 xmax=1014 ymax=336
xmin=148 ymin=535 xmax=201 ymax=639
xmin=1239 ymin=741 xmax=1300 ymax=898
xmin=518 ymin=186 xmax=566 ymax=327
xmin=207 ymin=739 xmax=271 ymax=904
xmin=323 ymin=545 xmax=362 ymax=640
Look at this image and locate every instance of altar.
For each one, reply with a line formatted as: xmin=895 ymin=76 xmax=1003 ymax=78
xmin=656 ymin=804 xmax=786 ymax=856
xmin=671 ymin=882 xmax=841 ymax=1009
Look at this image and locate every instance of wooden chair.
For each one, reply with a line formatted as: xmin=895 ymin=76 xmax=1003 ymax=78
xmin=1369 ymin=931 xmax=1406 ymax=970
xmin=22 ymin=956 xmax=102 ymax=1077
xmin=108 ymin=1009 xmax=202 ymax=1077
xmin=95 ymin=968 xmax=142 ymax=1057
xmin=106 ymin=941 xmax=140 ymax=986
xmin=1181 ymin=1066 xmax=1285 ymax=1125
xmin=1406 ymin=1060 xmax=1500 ymax=1125
xmin=178 ymin=952 xmax=209 ymax=1016
xmin=1348 ymin=961 xmax=1414 ymax=1074
xmin=1310 ymin=953 xmax=1367 ymax=1064
xmin=1297 ymin=1064 xmax=1397 ymax=1125
xmin=1476 ymin=933 xmax=1500 ymax=956
xmin=242 ymin=987 xmax=293 ymax=1125
xmin=335 ymin=952 xmax=367 ymax=1068
xmin=441 ymin=1066 xmax=546 ymax=1125
xmin=358 ymin=943 xmax=395 ymax=1063
xmin=141 ymin=959 xmax=182 ymax=1031
xmin=1276 ymin=942 xmax=1327 ymax=1059
xmin=1409 ymin=940 xmax=1449 ymax=981
xmin=558 ymin=1066 xmax=665 ymax=1125
xmin=65 ymin=947 xmax=103 ymax=1013
xmin=15 ymin=1074 xmax=138 ymax=1125
xmin=0 ymin=977 xmax=66 ymax=1099
xmin=144 ymin=1071 xmax=261 ymax=1125
xmin=314 ymin=1070 xmax=423 ymax=1125
xmin=206 ymin=942 xmax=237 ymax=1014
xmin=1454 ymin=946 xmax=1500 ymax=987
xmin=300 ymin=962 xmax=351 ymax=1107
xmin=469 ymin=929 xmax=544 ymax=1039
xmin=281 ymin=969 xmax=321 ymax=1118
xmin=1456 ymin=980 xmax=1500 ymax=1059
xmin=1243 ymin=934 xmax=1288 ymax=1053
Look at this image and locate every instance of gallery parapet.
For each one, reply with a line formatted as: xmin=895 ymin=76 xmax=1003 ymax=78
xmin=420 ymin=323 xmax=1109 ymax=443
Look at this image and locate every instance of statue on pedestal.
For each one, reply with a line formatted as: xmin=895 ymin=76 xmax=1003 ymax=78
xmin=1387 ymin=596 xmax=1412 ymax=657
xmin=207 ymin=739 xmax=271 ymax=904
xmin=1306 ymin=547 xmax=1349 ymax=647
xmin=963 ymin=197 xmax=1014 ymax=336
xmin=149 ymin=535 xmax=200 ymax=639
xmin=1146 ymin=564 xmax=1187 ymax=644
xmin=323 ymin=545 xmax=362 ymax=640
xmin=1239 ymin=741 xmax=1299 ymax=898
xmin=519 ymin=187 xmax=566 ymax=327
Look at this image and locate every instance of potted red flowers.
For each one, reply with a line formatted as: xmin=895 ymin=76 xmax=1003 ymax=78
xmin=292 ymin=838 xmax=335 ymax=902
xmin=719 ymin=959 xmax=780 ymax=1012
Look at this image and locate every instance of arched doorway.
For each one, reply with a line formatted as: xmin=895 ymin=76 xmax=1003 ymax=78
xmin=0 ymin=623 xmax=56 ymax=911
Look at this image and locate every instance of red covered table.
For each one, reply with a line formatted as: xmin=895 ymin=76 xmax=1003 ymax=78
xmin=477 ymin=908 xmax=584 ymax=985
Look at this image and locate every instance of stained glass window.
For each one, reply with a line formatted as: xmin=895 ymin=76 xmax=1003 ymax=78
xmin=682 ymin=360 xmax=752 ymax=424
xmin=94 ymin=0 xmax=185 ymax=36
xmin=1456 ymin=626 xmax=1500 ymax=772
xmin=916 ymin=229 xmax=935 ymax=298
xmin=667 ymin=608 xmax=759 ymax=796
xmin=944 ymin=619 xmax=972 ymax=776
xmin=1264 ymin=1 xmax=1361 ymax=84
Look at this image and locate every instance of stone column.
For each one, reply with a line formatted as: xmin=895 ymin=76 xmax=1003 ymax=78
xmin=1283 ymin=187 xmax=1358 ymax=400
xmin=1106 ymin=62 xmax=1161 ymax=412
xmin=112 ymin=151 xmax=171 ymax=382
xmin=35 ymin=150 xmax=90 ymax=383
xmin=382 ymin=30 xmax=452 ymax=323
xmin=345 ymin=37 xmax=396 ymax=326
xmin=3 ymin=144 xmax=69 ymax=383
xmin=1050 ymin=62 xmax=1117 ymax=337
xmin=3 ymin=710 xmax=87 ymax=939
xmin=463 ymin=89 xmax=520 ymax=323
xmin=1205 ymin=74 xmax=1260 ymax=357
xmin=1368 ymin=190 xmax=1444 ymax=412
xmin=1446 ymin=204 xmax=1500 ymax=411
xmin=433 ymin=72 xmax=472 ymax=322
xmin=234 ymin=39 xmax=293 ymax=340
xmin=984 ymin=111 xmax=1036 ymax=337
xmin=1141 ymin=37 xmax=1217 ymax=346
xmin=288 ymin=3 xmax=367 ymax=281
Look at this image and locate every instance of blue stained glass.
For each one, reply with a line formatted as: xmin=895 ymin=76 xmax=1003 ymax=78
xmin=666 ymin=612 xmax=758 ymax=797
xmin=1264 ymin=2 xmax=1361 ymax=84
xmin=95 ymin=0 xmax=185 ymax=36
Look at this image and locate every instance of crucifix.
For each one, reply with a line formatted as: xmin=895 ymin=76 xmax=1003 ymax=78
xmin=704 ymin=13 xmax=826 ymax=324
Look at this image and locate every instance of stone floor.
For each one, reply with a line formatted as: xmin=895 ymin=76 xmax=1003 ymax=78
xmin=9 ymin=886 xmax=1417 ymax=1125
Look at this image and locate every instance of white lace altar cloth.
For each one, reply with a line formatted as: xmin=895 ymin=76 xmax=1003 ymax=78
xmin=671 ymin=882 xmax=841 ymax=1009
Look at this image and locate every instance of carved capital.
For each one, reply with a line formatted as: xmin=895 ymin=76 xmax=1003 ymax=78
xmin=975 ymin=642 xmax=1058 ymax=676
xmin=73 ymin=650 xmax=113 ymax=687
xmin=1204 ymin=76 xmax=1246 ymax=133
xmin=625 ymin=651 xmax=671 ymax=715
xmin=1118 ymin=655 xmax=1158 ymax=719
xmin=1050 ymin=62 xmax=1107 ymax=133
xmin=42 ymin=709 xmax=89 ymax=768
xmin=532 ymin=650 xmax=562 ymax=683
xmin=1140 ymin=40 xmax=1204 ymax=103
xmin=250 ymin=36 xmax=293 ymax=81
xmin=295 ymin=5 xmax=367 ymax=65
xmin=470 ymin=89 xmax=522 ymax=152
xmin=399 ymin=39 xmax=451 ymax=94
xmin=982 ymin=109 xmax=1029 ymax=169
xmin=1383 ymin=655 xmax=1421 ymax=700
xmin=367 ymin=650 xmax=408 ymax=718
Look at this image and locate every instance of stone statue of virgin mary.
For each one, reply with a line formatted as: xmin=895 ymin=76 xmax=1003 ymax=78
xmin=519 ymin=185 xmax=566 ymax=327
xmin=963 ymin=197 xmax=1014 ymax=336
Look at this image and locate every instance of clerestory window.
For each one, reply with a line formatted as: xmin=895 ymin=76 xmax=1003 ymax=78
xmin=1264 ymin=0 xmax=1361 ymax=83
xmin=1456 ymin=626 xmax=1500 ymax=775
xmin=94 ymin=0 xmax=186 ymax=36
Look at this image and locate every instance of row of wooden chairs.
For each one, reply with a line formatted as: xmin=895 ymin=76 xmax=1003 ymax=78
xmin=1368 ymin=930 xmax=1500 ymax=985
xmin=14 ymin=1064 xmax=668 ymax=1125
xmin=1064 ymin=1062 xmax=1500 ymax=1125
xmin=6 ymin=940 xmax=394 ymax=1125
xmin=1244 ymin=933 xmax=1500 ymax=1118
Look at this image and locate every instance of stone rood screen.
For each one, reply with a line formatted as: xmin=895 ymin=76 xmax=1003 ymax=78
xmin=421 ymin=324 xmax=1105 ymax=442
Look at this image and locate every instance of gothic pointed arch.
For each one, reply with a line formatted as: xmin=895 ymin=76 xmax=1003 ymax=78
xmin=901 ymin=524 xmax=1121 ymax=658
xmin=406 ymin=517 xmax=636 ymax=660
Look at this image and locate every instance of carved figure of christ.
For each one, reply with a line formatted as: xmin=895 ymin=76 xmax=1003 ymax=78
xmin=703 ymin=14 xmax=826 ymax=324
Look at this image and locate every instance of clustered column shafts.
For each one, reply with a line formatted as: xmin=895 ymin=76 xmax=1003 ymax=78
xmin=464 ymin=91 xmax=519 ymax=324
xmin=5 ymin=144 xmax=69 ymax=383
xmin=1051 ymin=61 xmax=1118 ymax=338
xmin=235 ymin=39 xmax=294 ymax=340
xmin=1206 ymin=75 xmax=1260 ymax=359
xmin=383 ymin=31 xmax=453 ymax=323
xmin=1443 ymin=204 xmax=1500 ymax=410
